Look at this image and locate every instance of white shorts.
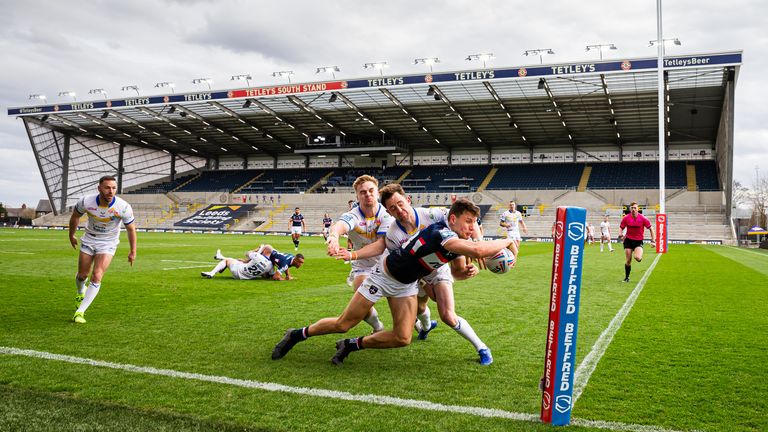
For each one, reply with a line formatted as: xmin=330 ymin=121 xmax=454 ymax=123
xmin=291 ymin=226 xmax=303 ymax=235
xmin=80 ymin=236 xmax=118 ymax=256
xmin=418 ymin=265 xmax=454 ymax=296
xmin=357 ymin=262 xmax=418 ymax=303
xmin=322 ymin=227 xmax=330 ymax=236
xmin=229 ymin=254 xmax=273 ymax=280
xmin=506 ymin=230 xmax=522 ymax=241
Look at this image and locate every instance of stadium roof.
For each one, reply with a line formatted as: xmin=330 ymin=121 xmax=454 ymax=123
xmin=9 ymin=51 xmax=741 ymax=160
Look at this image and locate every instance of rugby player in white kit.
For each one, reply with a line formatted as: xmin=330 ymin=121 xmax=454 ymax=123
xmin=68 ymin=176 xmax=137 ymax=324
xmin=325 ymin=175 xmax=395 ymax=333
xmin=500 ymin=201 xmax=527 ymax=252
xmin=201 ymin=244 xmax=304 ymax=280
xmin=335 ymin=184 xmax=504 ymax=365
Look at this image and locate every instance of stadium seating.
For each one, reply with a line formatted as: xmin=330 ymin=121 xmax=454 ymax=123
xmin=127 ymin=173 xmax=198 ymax=194
xmin=401 ymin=165 xmax=490 ymax=192
xmin=587 ymin=161 xmax=688 ymax=189
xmin=176 ymin=169 xmax=262 ymax=192
xmin=692 ymin=160 xmax=720 ymax=191
xmin=484 ymin=163 xmax=585 ymax=190
xmin=240 ymin=168 xmax=329 ymax=193
xmin=323 ymin=166 xmax=407 ymax=188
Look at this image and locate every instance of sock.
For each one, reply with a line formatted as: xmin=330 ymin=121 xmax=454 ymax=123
xmin=364 ymin=307 xmax=384 ymax=332
xmin=346 ymin=336 xmax=364 ymax=351
xmin=290 ymin=327 xmax=309 ymax=342
xmin=625 ymin=264 xmax=631 ymax=279
xmin=452 ymin=317 xmax=486 ymax=351
xmin=417 ymin=306 xmax=432 ymax=331
xmin=210 ymin=260 xmax=228 ymax=274
xmin=75 ymin=276 xmax=87 ymax=295
xmin=609 ymin=244 xmax=614 ymax=251
xmin=76 ymin=281 xmax=101 ymax=313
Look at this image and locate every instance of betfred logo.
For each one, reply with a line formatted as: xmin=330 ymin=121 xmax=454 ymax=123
xmin=555 ymin=221 xmax=564 ymax=239
xmin=567 ymin=222 xmax=584 ymax=241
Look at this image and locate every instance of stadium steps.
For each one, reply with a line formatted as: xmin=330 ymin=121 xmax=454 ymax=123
xmin=577 ymin=166 xmax=592 ymax=192
xmin=255 ymin=204 xmax=287 ymax=231
xmin=308 ymin=171 xmax=335 ymax=193
xmin=171 ymin=173 xmax=202 ymax=193
xmin=394 ymin=169 xmax=412 ymax=184
xmin=686 ymin=164 xmax=698 ymax=191
xmin=233 ymin=172 xmax=265 ymax=194
xmin=476 ymin=167 xmax=498 ymax=192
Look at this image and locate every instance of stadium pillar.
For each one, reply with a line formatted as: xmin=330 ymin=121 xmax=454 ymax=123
xmin=170 ymin=154 xmax=176 ymax=181
xmin=60 ymin=135 xmax=71 ymax=214
xmin=725 ymin=68 xmax=735 ymax=220
xmin=117 ymin=143 xmax=125 ymax=194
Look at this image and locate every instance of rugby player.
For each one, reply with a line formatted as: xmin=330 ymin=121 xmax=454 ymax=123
xmin=618 ymin=202 xmax=656 ymax=282
xmin=68 ymin=175 xmax=137 ymax=324
xmin=201 ymin=244 xmax=304 ymax=281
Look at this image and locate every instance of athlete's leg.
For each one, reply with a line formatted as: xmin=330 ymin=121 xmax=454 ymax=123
xmin=433 ymin=282 xmax=487 ymax=351
xmin=633 ymin=245 xmax=644 ymax=262
xmin=354 ymin=274 xmax=384 ymax=332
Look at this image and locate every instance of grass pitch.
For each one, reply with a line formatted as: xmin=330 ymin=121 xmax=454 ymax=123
xmin=0 ymin=228 xmax=765 ymax=431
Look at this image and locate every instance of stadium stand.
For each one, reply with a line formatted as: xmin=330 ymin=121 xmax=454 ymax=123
xmin=176 ymin=169 xmax=263 ymax=192
xmin=484 ymin=163 xmax=585 ymax=190
xmin=401 ymin=165 xmax=490 ymax=192
xmin=127 ymin=173 xmax=199 ymax=194
xmin=587 ymin=161 xmax=688 ymax=189
xmin=692 ymin=160 xmax=721 ymax=191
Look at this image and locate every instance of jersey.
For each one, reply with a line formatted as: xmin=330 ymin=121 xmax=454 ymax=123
xmin=268 ymin=250 xmax=295 ymax=275
xmin=587 ymin=224 xmax=595 ymax=235
xmin=338 ymin=203 xmax=395 ymax=269
xmin=386 ymin=221 xmax=461 ymax=284
xmin=600 ymin=221 xmax=611 ymax=236
xmin=385 ymin=207 xmax=448 ymax=251
xmin=323 ymin=217 xmax=333 ymax=228
xmin=620 ymin=213 xmax=651 ymax=241
xmin=290 ymin=213 xmax=304 ymax=227
xmin=500 ymin=210 xmax=523 ymax=234
xmin=75 ymin=194 xmax=134 ymax=243
xmin=237 ymin=253 xmax=274 ymax=279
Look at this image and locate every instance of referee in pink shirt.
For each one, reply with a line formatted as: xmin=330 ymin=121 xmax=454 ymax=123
xmin=618 ymin=202 xmax=656 ymax=282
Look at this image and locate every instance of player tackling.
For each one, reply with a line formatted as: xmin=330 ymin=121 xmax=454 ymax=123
xmin=68 ymin=175 xmax=136 ymax=324
xmin=201 ymin=245 xmax=304 ymax=280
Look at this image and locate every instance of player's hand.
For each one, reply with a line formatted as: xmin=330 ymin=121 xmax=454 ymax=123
xmin=463 ymin=264 xmax=479 ymax=278
xmin=326 ymin=236 xmax=340 ymax=255
xmin=69 ymin=235 xmax=78 ymax=249
xmin=128 ymin=251 xmax=136 ymax=266
xmin=272 ymin=273 xmax=282 ymax=281
xmin=333 ymin=249 xmax=352 ymax=261
xmin=650 ymin=241 xmax=656 ymax=249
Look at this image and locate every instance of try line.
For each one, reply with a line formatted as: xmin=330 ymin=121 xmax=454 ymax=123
xmin=0 ymin=345 xmax=689 ymax=432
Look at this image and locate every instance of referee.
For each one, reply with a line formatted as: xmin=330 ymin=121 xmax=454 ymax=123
xmin=618 ymin=202 xmax=656 ymax=282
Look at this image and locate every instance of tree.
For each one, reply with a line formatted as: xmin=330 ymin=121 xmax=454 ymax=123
xmin=732 ymin=180 xmax=750 ymax=208
xmin=750 ymin=177 xmax=768 ymax=229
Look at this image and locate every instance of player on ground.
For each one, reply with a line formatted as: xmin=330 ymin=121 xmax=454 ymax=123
xmin=68 ymin=175 xmax=137 ymax=324
xmin=336 ymin=184 xmax=505 ymax=365
xmin=201 ymin=245 xmax=304 ymax=280
xmin=321 ymin=213 xmax=333 ymax=241
xmin=618 ymin=202 xmax=656 ymax=282
xmin=325 ymin=175 xmax=395 ymax=333
xmin=272 ymin=198 xmax=513 ymax=365
xmin=500 ymin=201 xmax=527 ymax=252
xmin=600 ymin=215 xmax=615 ymax=252
xmin=289 ymin=207 xmax=305 ymax=251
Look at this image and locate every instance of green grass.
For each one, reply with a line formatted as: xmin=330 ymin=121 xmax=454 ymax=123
xmin=0 ymin=228 xmax=765 ymax=431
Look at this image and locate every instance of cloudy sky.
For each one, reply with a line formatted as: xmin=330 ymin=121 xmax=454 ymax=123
xmin=1 ymin=0 xmax=765 ymax=207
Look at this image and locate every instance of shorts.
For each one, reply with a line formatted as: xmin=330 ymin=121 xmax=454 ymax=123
xmin=419 ymin=265 xmax=454 ymax=296
xmin=291 ymin=226 xmax=303 ymax=235
xmin=346 ymin=255 xmax=380 ymax=287
xmin=80 ymin=236 xmax=118 ymax=256
xmin=229 ymin=254 xmax=273 ymax=280
xmin=623 ymin=239 xmax=644 ymax=250
xmin=357 ymin=262 xmax=418 ymax=303
xmin=506 ymin=230 xmax=522 ymax=241
xmin=322 ymin=227 xmax=330 ymax=236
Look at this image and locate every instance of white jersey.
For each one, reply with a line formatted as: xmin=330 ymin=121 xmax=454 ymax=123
xmin=587 ymin=224 xmax=595 ymax=235
xmin=75 ymin=194 xmax=134 ymax=243
xmin=385 ymin=207 xmax=448 ymax=251
xmin=500 ymin=210 xmax=523 ymax=234
xmin=338 ymin=203 xmax=395 ymax=269
xmin=600 ymin=221 xmax=611 ymax=236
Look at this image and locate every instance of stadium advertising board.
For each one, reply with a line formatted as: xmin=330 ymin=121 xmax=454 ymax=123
xmin=8 ymin=52 xmax=741 ymax=116
xmin=174 ymin=204 xmax=255 ymax=229
xmin=542 ymin=206 xmax=586 ymax=426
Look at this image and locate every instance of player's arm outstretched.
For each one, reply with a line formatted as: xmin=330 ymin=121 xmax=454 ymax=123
xmin=444 ymin=237 xmax=514 ymax=260
xmin=68 ymin=209 xmax=83 ymax=249
xmin=333 ymin=236 xmax=385 ymax=261
xmin=325 ymin=221 xmax=350 ymax=256
xmin=450 ymin=258 xmax=480 ymax=280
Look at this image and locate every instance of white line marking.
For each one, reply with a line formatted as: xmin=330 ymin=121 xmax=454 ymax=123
xmin=162 ymin=265 xmax=212 ymax=270
xmin=160 ymin=260 xmax=212 ymax=264
xmin=0 ymin=251 xmax=35 ymax=255
xmin=572 ymin=253 xmax=662 ymax=405
xmin=0 ymin=345 xmax=691 ymax=432
xmin=0 ymin=239 xmax=57 ymax=242
xmin=725 ymin=246 xmax=768 ymax=258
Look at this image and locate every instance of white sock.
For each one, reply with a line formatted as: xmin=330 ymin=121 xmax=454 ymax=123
xmin=364 ymin=307 xmax=384 ymax=332
xmin=452 ymin=316 xmax=486 ymax=351
xmin=600 ymin=243 xmax=604 ymax=252
xmin=417 ymin=305 xmax=432 ymax=330
xmin=75 ymin=276 xmax=87 ymax=295
xmin=76 ymin=281 xmax=101 ymax=313
xmin=209 ymin=260 xmax=228 ymax=274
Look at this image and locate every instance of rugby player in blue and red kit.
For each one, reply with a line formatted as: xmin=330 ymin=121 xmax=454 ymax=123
xmin=271 ymin=198 xmax=512 ymax=365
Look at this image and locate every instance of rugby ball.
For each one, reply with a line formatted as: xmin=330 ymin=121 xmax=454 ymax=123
xmin=487 ymin=248 xmax=515 ymax=274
